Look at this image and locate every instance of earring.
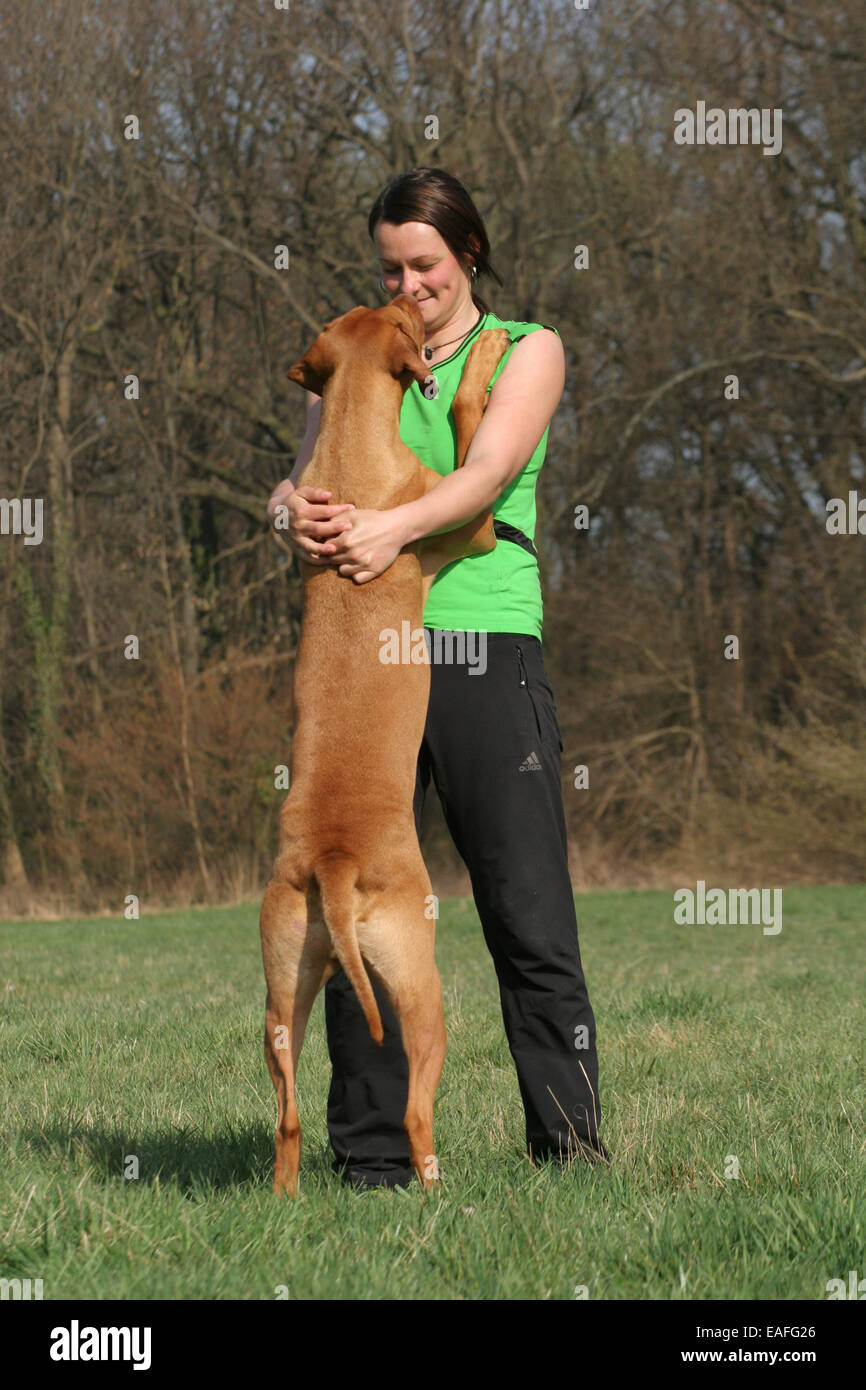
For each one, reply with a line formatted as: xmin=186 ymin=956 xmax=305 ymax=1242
xmin=378 ymin=276 xmax=387 ymax=292
xmin=471 ymin=264 xmax=477 ymax=279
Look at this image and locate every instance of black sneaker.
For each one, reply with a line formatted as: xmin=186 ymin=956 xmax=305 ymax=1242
xmin=335 ymin=1162 xmax=415 ymax=1190
xmin=530 ymin=1138 xmax=611 ymax=1166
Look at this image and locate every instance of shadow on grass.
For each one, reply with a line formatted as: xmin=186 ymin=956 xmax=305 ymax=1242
xmin=22 ymin=1121 xmax=346 ymax=1194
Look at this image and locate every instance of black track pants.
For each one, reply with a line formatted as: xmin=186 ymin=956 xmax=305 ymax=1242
xmin=324 ymin=631 xmax=604 ymax=1179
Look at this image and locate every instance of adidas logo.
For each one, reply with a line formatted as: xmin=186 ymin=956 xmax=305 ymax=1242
xmin=519 ymin=751 xmax=542 ymax=772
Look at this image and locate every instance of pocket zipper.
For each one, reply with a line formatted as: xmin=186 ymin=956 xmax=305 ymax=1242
xmin=516 ymin=644 xmax=528 ymax=686
xmin=517 ymin=643 xmax=563 ymax=753
xmin=516 ymin=644 xmax=543 ymax=738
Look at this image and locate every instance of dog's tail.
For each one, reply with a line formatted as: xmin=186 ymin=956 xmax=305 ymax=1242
xmin=314 ymin=852 xmax=384 ymax=1045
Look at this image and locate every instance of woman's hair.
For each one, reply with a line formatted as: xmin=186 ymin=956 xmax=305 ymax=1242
xmin=368 ymin=167 xmax=504 ymax=314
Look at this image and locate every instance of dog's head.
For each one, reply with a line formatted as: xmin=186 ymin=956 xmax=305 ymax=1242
xmin=286 ymin=295 xmax=432 ymax=395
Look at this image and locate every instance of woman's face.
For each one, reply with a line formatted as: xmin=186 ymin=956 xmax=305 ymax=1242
xmin=374 ymin=220 xmax=473 ymax=332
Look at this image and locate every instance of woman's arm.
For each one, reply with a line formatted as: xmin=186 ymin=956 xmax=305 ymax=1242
xmin=267 ymin=391 xmax=358 ymax=562
xmin=267 ymin=390 xmax=322 ymax=519
xmin=329 ymin=330 xmax=566 ymax=580
xmin=402 ymin=329 xmax=565 ymax=539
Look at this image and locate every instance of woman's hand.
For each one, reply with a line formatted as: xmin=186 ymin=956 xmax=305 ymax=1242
xmin=267 ymin=480 xmax=356 ymax=565
xmin=326 ymin=507 xmax=412 ymax=585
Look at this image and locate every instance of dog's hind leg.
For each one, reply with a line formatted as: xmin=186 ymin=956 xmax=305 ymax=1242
xmin=358 ymin=889 xmax=447 ymax=1192
xmin=260 ymin=881 xmax=337 ymax=1196
xmin=400 ymin=963 xmax=448 ymax=1192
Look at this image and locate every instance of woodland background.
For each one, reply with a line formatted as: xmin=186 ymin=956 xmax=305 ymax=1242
xmin=1 ymin=0 xmax=864 ymax=914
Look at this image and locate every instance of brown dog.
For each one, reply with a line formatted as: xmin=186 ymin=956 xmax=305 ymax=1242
xmin=260 ymin=294 xmax=509 ymax=1195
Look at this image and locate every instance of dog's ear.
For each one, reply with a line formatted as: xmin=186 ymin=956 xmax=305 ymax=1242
xmin=391 ymin=325 xmax=433 ymax=389
xmin=286 ymin=352 xmax=327 ymax=395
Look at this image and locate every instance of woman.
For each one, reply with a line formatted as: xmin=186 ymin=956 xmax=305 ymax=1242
xmin=268 ymin=167 xmax=608 ymax=1188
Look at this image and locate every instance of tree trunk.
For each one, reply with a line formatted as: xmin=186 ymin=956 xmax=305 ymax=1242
xmin=16 ymin=339 xmax=86 ymax=888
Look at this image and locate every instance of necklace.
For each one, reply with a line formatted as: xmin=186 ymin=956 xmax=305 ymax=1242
xmin=423 ymin=307 xmax=484 ymax=361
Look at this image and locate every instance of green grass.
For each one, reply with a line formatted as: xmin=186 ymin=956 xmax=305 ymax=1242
xmin=1 ymin=886 xmax=864 ymax=1300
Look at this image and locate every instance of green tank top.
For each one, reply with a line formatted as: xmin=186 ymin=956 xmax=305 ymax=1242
xmin=399 ymin=309 xmax=559 ymax=639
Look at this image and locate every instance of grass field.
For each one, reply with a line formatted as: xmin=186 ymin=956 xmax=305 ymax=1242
xmin=1 ymin=886 xmax=864 ymax=1300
